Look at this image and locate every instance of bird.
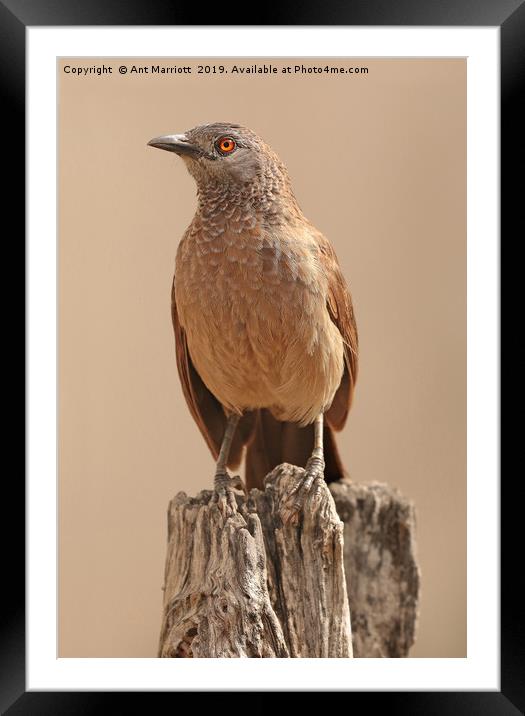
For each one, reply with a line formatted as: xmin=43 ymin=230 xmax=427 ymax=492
xmin=148 ymin=123 xmax=358 ymax=522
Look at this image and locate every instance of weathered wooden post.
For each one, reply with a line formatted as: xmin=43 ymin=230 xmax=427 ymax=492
xmin=158 ymin=464 xmax=419 ymax=658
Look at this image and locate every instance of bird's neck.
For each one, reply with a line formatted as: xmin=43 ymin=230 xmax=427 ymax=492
xmin=194 ymin=175 xmax=301 ymax=228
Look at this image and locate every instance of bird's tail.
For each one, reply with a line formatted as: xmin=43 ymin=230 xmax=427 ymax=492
xmin=244 ymin=408 xmax=347 ymax=491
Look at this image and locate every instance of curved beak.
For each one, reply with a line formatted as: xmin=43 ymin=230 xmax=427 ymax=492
xmin=147 ymin=133 xmax=201 ymax=158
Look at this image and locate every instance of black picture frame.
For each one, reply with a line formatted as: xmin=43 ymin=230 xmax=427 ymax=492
xmin=6 ymin=0 xmax=519 ymax=712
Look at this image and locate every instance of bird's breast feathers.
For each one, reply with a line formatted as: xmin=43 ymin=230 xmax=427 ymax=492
xmin=174 ymin=223 xmax=344 ymax=424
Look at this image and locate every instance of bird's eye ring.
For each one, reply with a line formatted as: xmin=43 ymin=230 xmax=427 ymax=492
xmin=216 ymin=137 xmax=236 ymax=154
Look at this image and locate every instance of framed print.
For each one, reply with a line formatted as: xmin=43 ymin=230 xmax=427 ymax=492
xmin=5 ymin=0 xmax=519 ymax=711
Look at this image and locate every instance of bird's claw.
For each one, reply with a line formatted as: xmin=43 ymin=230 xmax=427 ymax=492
xmin=280 ymin=456 xmax=325 ymax=526
xmin=212 ymin=470 xmax=246 ymax=517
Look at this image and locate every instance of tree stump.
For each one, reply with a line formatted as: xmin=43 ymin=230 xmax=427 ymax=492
xmin=158 ymin=463 xmax=351 ymax=657
xmin=330 ymin=481 xmax=420 ymax=657
xmin=158 ymin=465 xmax=420 ymax=658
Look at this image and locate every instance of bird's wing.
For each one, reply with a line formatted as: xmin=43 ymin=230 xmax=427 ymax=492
xmin=317 ymin=233 xmax=359 ymax=430
xmin=171 ymin=278 xmax=254 ymax=467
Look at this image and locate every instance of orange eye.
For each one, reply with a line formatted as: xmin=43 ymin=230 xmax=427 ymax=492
xmin=217 ymin=137 xmax=236 ymax=154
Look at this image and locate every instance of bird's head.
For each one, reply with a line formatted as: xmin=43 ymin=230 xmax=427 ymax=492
xmin=148 ymin=122 xmax=289 ymax=189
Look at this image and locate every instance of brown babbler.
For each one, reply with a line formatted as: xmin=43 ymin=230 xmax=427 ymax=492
xmin=148 ymin=123 xmax=358 ymax=523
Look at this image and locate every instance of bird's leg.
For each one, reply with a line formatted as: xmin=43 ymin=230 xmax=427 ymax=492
xmin=212 ymin=413 xmax=245 ymax=515
xmin=281 ymin=413 xmax=325 ymax=525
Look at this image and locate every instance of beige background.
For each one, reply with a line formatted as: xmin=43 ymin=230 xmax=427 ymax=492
xmin=58 ymin=58 xmax=466 ymax=657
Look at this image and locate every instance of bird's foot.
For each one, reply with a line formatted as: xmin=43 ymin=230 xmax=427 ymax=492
xmin=280 ymin=453 xmax=325 ymax=526
xmin=212 ymin=469 xmax=246 ymax=517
